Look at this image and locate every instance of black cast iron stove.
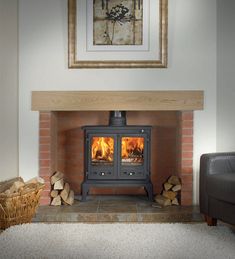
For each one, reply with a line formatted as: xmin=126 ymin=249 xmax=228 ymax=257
xmin=81 ymin=111 xmax=153 ymax=201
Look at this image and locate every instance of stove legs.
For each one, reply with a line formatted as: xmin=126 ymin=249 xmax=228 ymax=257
xmin=81 ymin=180 xmax=153 ymax=202
xmin=82 ymin=183 xmax=89 ymax=201
xmin=144 ymin=182 xmax=153 ymax=201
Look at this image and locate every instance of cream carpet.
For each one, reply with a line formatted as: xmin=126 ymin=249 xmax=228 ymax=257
xmin=0 ymin=223 xmax=235 ymax=259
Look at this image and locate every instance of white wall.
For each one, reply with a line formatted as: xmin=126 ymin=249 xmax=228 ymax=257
xmin=19 ymin=0 xmax=217 ymax=204
xmin=217 ymin=0 xmax=235 ymax=151
xmin=0 ymin=0 xmax=18 ymax=181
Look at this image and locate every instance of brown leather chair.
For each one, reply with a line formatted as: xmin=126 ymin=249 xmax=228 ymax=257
xmin=200 ymin=152 xmax=235 ymax=226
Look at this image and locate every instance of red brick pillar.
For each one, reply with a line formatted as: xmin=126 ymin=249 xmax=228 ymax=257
xmin=178 ymin=111 xmax=193 ymax=205
xmin=39 ymin=112 xmax=57 ymax=205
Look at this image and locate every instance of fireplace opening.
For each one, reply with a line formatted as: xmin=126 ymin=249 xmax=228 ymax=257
xmin=38 ymin=110 xmax=194 ymax=206
xmin=81 ymin=111 xmax=153 ymax=201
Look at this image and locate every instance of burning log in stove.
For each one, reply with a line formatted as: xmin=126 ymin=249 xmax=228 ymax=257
xmin=121 ymin=137 xmax=144 ymax=164
xmin=154 ymin=175 xmax=181 ymax=207
xmin=50 ymin=171 xmax=74 ymax=206
xmin=91 ymin=137 xmax=114 ymax=164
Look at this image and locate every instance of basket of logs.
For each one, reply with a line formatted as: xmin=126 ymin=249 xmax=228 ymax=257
xmin=0 ymin=177 xmax=44 ymax=229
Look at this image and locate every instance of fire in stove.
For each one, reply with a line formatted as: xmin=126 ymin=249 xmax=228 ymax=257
xmin=121 ymin=137 xmax=144 ymax=165
xmin=91 ymin=136 xmax=144 ymax=166
xmin=91 ymin=137 xmax=114 ymax=164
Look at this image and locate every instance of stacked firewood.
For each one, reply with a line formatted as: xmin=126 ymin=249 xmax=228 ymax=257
xmin=0 ymin=177 xmax=44 ymax=196
xmin=50 ymin=171 xmax=74 ymax=206
xmin=154 ymin=175 xmax=181 ymax=207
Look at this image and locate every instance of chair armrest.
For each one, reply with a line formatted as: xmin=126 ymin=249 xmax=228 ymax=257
xmin=199 ymin=152 xmax=235 ymax=214
xmin=200 ymin=152 xmax=235 ymax=176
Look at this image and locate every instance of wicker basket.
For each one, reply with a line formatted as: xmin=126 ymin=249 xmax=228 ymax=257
xmin=0 ymin=182 xmax=44 ymax=230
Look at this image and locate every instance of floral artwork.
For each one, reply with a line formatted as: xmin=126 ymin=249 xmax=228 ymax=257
xmin=93 ymin=0 xmax=143 ymax=45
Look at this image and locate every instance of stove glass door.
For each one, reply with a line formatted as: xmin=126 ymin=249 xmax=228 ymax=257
xmin=121 ymin=137 xmax=144 ymax=166
xmin=91 ymin=137 xmax=114 ymax=165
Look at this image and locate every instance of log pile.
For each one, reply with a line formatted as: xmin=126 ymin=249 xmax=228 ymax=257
xmin=154 ymin=175 xmax=181 ymax=207
xmin=50 ymin=171 xmax=74 ymax=206
xmin=0 ymin=177 xmax=44 ymax=197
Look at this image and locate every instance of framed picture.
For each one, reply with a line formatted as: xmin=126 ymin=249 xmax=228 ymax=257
xmin=68 ymin=0 xmax=168 ymax=68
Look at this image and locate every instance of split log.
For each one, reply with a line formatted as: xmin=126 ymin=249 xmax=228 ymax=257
xmin=54 ymin=178 xmax=64 ymax=190
xmin=50 ymin=190 xmax=59 ymax=198
xmin=20 ymin=183 xmax=40 ymax=194
xmin=0 ymin=177 xmax=24 ymax=193
xmin=164 ymin=182 xmax=173 ymax=191
xmin=3 ymin=189 xmax=11 ymax=196
xmin=65 ymin=190 xmax=74 ymax=205
xmin=0 ymin=177 xmax=44 ymax=199
xmin=8 ymin=181 xmax=25 ymax=194
xmin=172 ymin=197 xmax=179 ymax=205
xmin=51 ymin=195 xmax=61 ymax=206
xmin=26 ymin=177 xmax=45 ymax=185
xmin=172 ymin=184 xmax=182 ymax=192
xmin=155 ymin=195 xmax=171 ymax=207
xmin=51 ymin=171 xmax=64 ymax=185
xmin=162 ymin=190 xmax=177 ymax=201
xmin=60 ymin=183 xmax=70 ymax=202
xmin=168 ymin=175 xmax=181 ymax=186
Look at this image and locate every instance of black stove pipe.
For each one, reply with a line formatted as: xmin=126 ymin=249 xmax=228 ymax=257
xmin=109 ymin=111 xmax=126 ymax=126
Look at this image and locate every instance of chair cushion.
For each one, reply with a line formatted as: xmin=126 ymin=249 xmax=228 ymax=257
xmin=207 ymin=173 xmax=235 ymax=204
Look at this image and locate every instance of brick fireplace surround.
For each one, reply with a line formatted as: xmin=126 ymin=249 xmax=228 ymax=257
xmin=32 ymin=91 xmax=204 ymax=206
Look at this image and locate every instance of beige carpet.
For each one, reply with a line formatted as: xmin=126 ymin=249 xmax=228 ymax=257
xmin=0 ymin=223 xmax=235 ymax=259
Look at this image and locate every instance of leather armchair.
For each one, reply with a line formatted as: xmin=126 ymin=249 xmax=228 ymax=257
xmin=200 ymin=152 xmax=235 ymax=226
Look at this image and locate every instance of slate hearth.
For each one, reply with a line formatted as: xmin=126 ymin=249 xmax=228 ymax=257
xmin=33 ymin=196 xmax=203 ymax=223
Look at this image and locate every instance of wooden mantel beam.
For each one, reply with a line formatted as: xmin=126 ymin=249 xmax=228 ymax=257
xmin=31 ymin=91 xmax=204 ymax=111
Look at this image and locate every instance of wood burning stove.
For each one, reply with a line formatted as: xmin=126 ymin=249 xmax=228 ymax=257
xmin=82 ymin=111 xmax=153 ymax=201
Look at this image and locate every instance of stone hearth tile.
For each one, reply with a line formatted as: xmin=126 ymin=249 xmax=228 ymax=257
xmin=76 ymin=213 xmax=98 ymax=222
xmin=37 ymin=205 xmax=61 ymax=212
xmin=97 ymin=213 xmax=138 ymax=222
xmin=136 ymin=200 xmax=153 ymax=206
xmin=98 ymin=205 xmax=137 ymax=213
xmin=76 ymin=201 xmax=99 ymax=207
xmin=136 ymin=213 xmax=164 ymax=222
xmin=137 ymin=205 xmax=162 ymax=213
xmin=99 ymin=200 xmax=137 ymax=207
xmin=75 ymin=199 xmax=100 ymax=206
xmin=99 ymin=195 xmax=144 ymax=201
xmin=59 ymin=205 xmax=98 ymax=213
xmin=137 ymin=212 xmax=195 ymax=223
xmin=33 ymin=213 xmax=79 ymax=222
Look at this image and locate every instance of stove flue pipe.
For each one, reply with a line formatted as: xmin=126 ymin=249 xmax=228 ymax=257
xmin=109 ymin=111 xmax=126 ymax=126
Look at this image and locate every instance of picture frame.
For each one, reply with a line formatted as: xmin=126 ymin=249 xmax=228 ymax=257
xmin=68 ymin=0 xmax=168 ymax=69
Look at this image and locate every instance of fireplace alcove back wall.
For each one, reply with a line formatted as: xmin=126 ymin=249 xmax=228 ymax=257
xmin=33 ymin=91 xmax=204 ymax=206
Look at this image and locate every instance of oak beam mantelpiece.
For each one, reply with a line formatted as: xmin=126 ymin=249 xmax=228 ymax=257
xmin=31 ymin=91 xmax=204 ymax=111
